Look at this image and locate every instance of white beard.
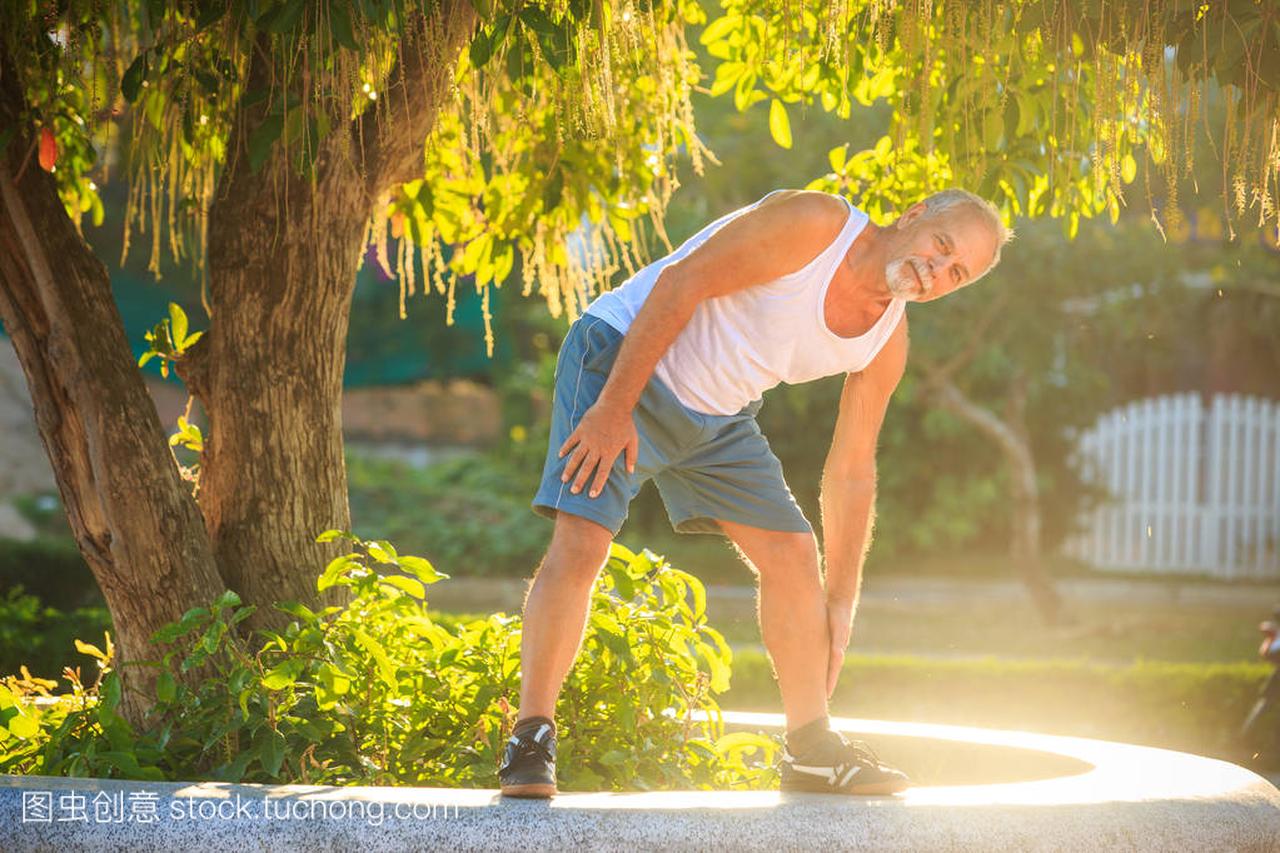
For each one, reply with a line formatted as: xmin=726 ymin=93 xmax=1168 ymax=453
xmin=885 ymin=257 xmax=930 ymax=300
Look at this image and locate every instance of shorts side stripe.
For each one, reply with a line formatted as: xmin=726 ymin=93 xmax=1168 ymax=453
xmin=553 ymin=317 xmax=603 ymax=509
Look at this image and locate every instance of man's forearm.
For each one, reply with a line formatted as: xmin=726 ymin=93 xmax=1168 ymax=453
xmin=819 ymin=473 xmax=877 ymax=607
xmin=596 ymin=270 xmax=698 ymax=411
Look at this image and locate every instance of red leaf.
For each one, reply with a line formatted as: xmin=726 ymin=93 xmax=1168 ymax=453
xmin=38 ymin=127 xmax=57 ymax=171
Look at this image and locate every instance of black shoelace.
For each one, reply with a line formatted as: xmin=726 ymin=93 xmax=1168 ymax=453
xmin=842 ymin=738 xmax=883 ymax=766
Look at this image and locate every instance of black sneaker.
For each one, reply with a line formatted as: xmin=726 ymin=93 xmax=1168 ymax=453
xmin=779 ymin=731 xmax=911 ymax=795
xmin=498 ymin=722 xmax=557 ymax=798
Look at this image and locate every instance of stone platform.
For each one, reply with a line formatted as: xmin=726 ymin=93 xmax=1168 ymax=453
xmin=4 ymin=711 xmax=1278 ymax=852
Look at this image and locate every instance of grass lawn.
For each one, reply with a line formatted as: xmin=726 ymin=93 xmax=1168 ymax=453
xmin=701 ymin=594 xmax=1268 ymax=665
xmin=431 ymin=576 xmax=1272 ymax=666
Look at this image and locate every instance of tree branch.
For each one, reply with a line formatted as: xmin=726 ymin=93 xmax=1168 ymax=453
xmin=917 ymin=289 xmax=1013 ymax=386
xmin=355 ymin=1 xmax=477 ymax=200
xmin=173 ymin=333 xmax=211 ymax=408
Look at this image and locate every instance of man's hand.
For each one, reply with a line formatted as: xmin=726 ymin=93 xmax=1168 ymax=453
xmin=559 ymin=400 xmax=639 ymax=498
xmin=825 ymin=599 xmax=856 ymax=698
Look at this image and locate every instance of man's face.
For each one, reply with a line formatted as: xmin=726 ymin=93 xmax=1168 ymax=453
xmin=884 ymin=206 xmax=1000 ymax=302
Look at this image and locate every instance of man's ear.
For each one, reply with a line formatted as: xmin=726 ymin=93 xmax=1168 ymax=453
xmin=895 ymin=201 xmax=929 ymax=229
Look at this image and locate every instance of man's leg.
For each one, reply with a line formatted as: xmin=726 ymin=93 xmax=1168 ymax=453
xmin=717 ymin=518 xmax=829 ymax=731
xmin=517 ymin=511 xmax=615 ymax=719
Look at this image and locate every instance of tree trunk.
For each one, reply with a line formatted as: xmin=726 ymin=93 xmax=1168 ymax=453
xmin=0 ymin=51 xmax=224 ymax=728
xmin=0 ymin=3 xmax=474 ymax=725
xmin=200 ymin=135 xmax=368 ymax=628
xmin=931 ymin=377 xmax=1067 ymax=625
xmin=199 ymin=6 xmax=474 ymax=634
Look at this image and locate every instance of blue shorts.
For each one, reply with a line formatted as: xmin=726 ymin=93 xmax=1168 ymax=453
xmin=531 ymin=315 xmax=812 ymax=537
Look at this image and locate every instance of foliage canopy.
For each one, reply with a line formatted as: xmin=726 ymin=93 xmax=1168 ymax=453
xmin=4 ymin=0 xmax=1278 ymax=347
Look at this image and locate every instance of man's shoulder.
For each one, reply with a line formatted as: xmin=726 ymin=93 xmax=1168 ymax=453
xmin=757 ymin=189 xmax=849 ymax=222
xmin=751 ymin=190 xmax=851 ymax=250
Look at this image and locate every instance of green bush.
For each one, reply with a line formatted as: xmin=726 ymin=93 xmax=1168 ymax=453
xmin=0 ymin=537 xmax=99 ymax=610
xmin=0 ymin=537 xmax=777 ymax=790
xmin=0 ymin=585 xmax=111 ymax=679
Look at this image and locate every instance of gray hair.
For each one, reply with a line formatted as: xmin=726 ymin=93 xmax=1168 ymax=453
xmin=920 ymin=188 xmax=1014 ymax=280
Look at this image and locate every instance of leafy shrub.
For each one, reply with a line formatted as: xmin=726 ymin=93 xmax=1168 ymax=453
xmin=0 ymin=585 xmax=111 ymax=678
xmin=0 ymin=537 xmax=777 ymax=790
xmin=0 ymin=536 xmax=99 ymax=609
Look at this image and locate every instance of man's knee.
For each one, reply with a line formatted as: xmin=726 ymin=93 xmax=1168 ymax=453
xmin=538 ymin=511 xmax=614 ymax=582
xmin=722 ymin=523 xmax=819 ymax=578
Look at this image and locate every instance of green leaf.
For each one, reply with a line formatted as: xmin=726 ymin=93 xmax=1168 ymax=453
xmin=469 ymin=27 xmax=493 ymax=68
xmin=121 ymin=52 xmax=149 ymax=103
xmin=521 ymin=7 xmax=572 ymax=73
xmin=518 ymin=6 xmax=557 ymax=35
xmin=155 ymin=670 xmax=177 ymax=703
xmin=102 ymin=671 xmax=123 ymax=710
xmin=599 ymin=749 xmax=629 ymax=766
xmin=1121 ymin=153 xmax=1137 ymax=184
xmin=378 ymin=574 xmax=426 ymax=599
xmin=982 ymin=109 xmax=1003 ymax=152
xmin=354 ymin=627 xmax=397 ymax=686
xmin=8 ymin=711 xmax=39 ymax=739
xmin=168 ymin=303 xmax=189 ymax=350
xmin=768 ymin=99 xmax=792 ymax=149
xmin=367 ymin=542 xmax=397 ymax=564
xmin=196 ymin=3 xmax=225 ymax=31
xmin=399 ymin=555 xmax=446 ymax=584
xmin=247 ymin=114 xmax=284 ymax=174
xmin=316 ymin=529 xmax=353 ymax=543
xmin=262 ymin=657 xmax=305 ymax=690
xmin=74 ymin=639 xmax=107 ymax=660
xmin=200 ymin=620 xmax=225 ymax=653
xmin=273 ymin=600 xmax=317 ymax=621
xmin=259 ymin=0 xmax=306 ymax=34
xmin=542 ymin=168 xmax=564 ymax=211
xmin=212 ymin=589 xmax=241 ymax=610
xmin=317 ymin=554 xmax=357 ymax=591
xmin=259 ymin=728 xmax=286 ymax=776
xmin=329 ymin=0 xmax=359 ymax=50
xmin=710 ymin=61 xmax=743 ymax=97
xmin=700 ymin=14 xmax=740 ymax=45
xmin=828 ymin=144 xmax=848 ymax=172
xmin=695 ymin=639 xmax=731 ymax=693
xmin=318 ymin=663 xmax=351 ymax=695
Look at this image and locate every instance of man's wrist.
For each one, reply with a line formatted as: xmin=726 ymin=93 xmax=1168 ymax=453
xmin=596 ymin=382 xmax=638 ymax=412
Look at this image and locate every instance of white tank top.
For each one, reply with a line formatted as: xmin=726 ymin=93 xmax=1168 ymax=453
xmin=584 ymin=190 xmax=906 ymax=416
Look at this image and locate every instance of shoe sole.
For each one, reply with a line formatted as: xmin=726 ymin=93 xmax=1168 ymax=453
xmin=500 ymin=782 xmax=557 ymax=798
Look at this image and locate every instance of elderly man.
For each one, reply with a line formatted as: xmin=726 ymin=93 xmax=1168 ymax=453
xmin=499 ymin=188 xmax=1011 ymax=797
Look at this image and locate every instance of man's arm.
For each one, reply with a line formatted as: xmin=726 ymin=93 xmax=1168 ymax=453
xmin=559 ymin=190 xmax=849 ymax=498
xmin=820 ymin=315 xmax=908 ymax=695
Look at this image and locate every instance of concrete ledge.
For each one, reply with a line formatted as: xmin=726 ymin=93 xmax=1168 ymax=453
xmin=5 ymin=711 xmax=1279 ymax=852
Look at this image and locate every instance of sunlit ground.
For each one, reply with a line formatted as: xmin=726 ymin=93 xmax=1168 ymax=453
xmin=738 ymin=711 xmax=1269 ymax=805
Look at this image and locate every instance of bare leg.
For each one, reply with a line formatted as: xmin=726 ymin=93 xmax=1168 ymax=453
xmin=718 ymin=519 xmax=829 ymax=730
xmin=517 ymin=512 xmax=614 ymax=720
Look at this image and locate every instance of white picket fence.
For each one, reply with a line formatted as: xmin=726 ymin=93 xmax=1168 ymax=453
xmin=1065 ymin=393 xmax=1280 ymax=580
